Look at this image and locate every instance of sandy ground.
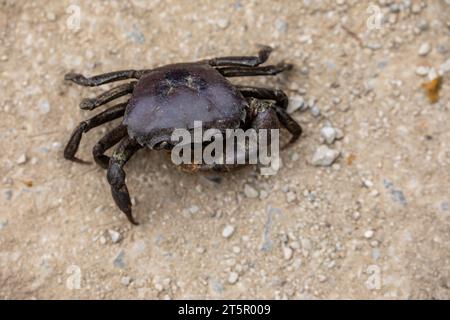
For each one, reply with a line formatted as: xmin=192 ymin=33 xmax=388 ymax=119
xmin=0 ymin=0 xmax=449 ymax=299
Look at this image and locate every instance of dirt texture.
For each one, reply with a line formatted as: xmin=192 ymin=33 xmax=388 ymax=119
xmin=0 ymin=0 xmax=449 ymax=299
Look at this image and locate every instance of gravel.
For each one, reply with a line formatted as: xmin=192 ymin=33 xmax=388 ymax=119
xmin=16 ymin=154 xmax=27 ymax=165
xmin=108 ymin=230 xmax=122 ymax=244
xmin=222 ymin=225 xmax=235 ymax=239
xmin=415 ymin=66 xmax=429 ymax=76
xmin=216 ymin=18 xmax=229 ymax=29
xmin=364 ymin=230 xmax=375 ymax=239
xmin=275 ymin=18 xmax=288 ymax=33
xmin=286 ymin=191 xmax=296 ymax=203
xmin=227 ymin=272 xmax=239 ymax=284
xmin=311 ymin=146 xmax=340 ymax=166
xmin=310 ymin=105 xmax=321 ymax=117
xmin=418 ymin=42 xmax=431 ymax=56
xmin=320 ymin=126 xmax=337 ymax=144
xmin=287 ymin=95 xmax=305 ymax=114
xmin=0 ymin=219 xmax=8 ymax=230
xmin=4 ymin=190 xmax=12 ymax=201
xmin=38 ymin=100 xmax=50 ymax=114
xmin=244 ymin=184 xmax=259 ymax=198
xmin=282 ymin=245 xmax=293 ymax=260
xmin=121 ymin=276 xmax=132 ymax=286
xmin=113 ymin=250 xmax=126 ymax=269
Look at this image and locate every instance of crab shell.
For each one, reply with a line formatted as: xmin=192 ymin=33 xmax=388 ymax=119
xmin=123 ymin=63 xmax=248 ymax=148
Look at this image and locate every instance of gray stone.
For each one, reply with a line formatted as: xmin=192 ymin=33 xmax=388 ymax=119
xmin=311 ymin=146 xmax=340 ymax=166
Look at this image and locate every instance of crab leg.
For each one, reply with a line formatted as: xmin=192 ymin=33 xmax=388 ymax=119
xmin=216 ymin=63 xmax=292 ymax=77
xmin=65 ymin=69 xmax=151 ymax=87
xmin=78 ymin=81 xmax=136 ymax=110
xmin=107 ymin=137 xmax=142 ymax=225
xmin=237 ymin=86 xmax=289 ymax=109
xmin=273 ymin=106 xmax=302 ymax=146
xmin=208 ymin=45 xmax=273 ymax=67
xmin=92 ymin=124 xmax=128 ymax=169
xmin=64 ymin=102 xmax=127 ymax=164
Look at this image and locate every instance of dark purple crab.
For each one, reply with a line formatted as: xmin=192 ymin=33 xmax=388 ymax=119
xmin=64 ymin=46 xmax=302 ymax=225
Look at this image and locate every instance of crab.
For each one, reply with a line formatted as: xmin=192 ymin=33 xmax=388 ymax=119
xmin=64 ymin=46 xmax=302 ymax=225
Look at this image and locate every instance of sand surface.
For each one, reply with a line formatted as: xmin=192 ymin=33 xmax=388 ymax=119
xmin=1 ymin=0 xmax=449 ymax=299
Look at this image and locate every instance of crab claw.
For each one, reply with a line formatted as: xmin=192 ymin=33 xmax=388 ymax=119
xmin=110 ymin=185 xmax=139 ymax=225
xmin=107 ymin=161 xmax=139 ymax=225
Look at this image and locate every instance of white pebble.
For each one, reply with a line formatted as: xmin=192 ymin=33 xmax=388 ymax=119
xmin=228 ymin=272 xmax=239 ymax=284
xmin=222 ymin=225 xmax=235 ymax=239
xmin=364 ymin=229 xmax=375 ymax=239
xmin=17 ymin=154 xmax=27 ymax=165
xmin=418 ymin=42 xmax=431 ymax=56
xmin=334 ymin=128 xmax=344 ymax=140
xmin=38 ymin=100 xmax=50 ymax=114
xmin=311 ymin=146 xmax=340 ymax=166
xmin=108 ymin=229 xmax=122 ymax=243
xmin=439 ymin=59 xmax=450 ymax=74
xmin=286 ymin=192 xmax=296 ymax=203
xmin=415 ymin=66 xmax=429 ymax=76
xmin=244 ymin=184 xmax=259 ymax=198
xmin=283 ymin=246 xmax=293 ymax=260
xmin=216 ymin=18 xmax=229 ymax=29
xmin=310 ymin=105 xmax=321 ymax=117
xmin=189 ymin=205 xmax=199 ymax=214
xmin=287 ymin=95 xmax=305 ymax=114
xmin=320 ymin=126 xmax=337 ymax=144
xmin=121 ymin=276 xmax=132 ymax=286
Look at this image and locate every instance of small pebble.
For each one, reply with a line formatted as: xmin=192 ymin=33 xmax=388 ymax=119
xmin=38 ymin=100 xmax=50 ymax=114
xmin=228 ymin=272 xmax=239 ymax=284
xmin=46 ymin=12 xmax=56 ymax=21
xmin=286 ymin=192 xmax=296 ymax=203
xmin=196 ymin=247 xmax=206 ymax=254
xmin=310 ymin=105 xmax=321 ymax=117
xmin=418 ymin=43 xmax=431 ymax=56
xmin=362 ymin=179 xmax=374 ymax=188
xmin=320 ymin=126 xmax=337 ymax=144
xmin=364 ymin=230 xmax=375 ymax=239
xmin=4 ymin=190 xmax=12 ymax=200
xmin=335 ymin=128 xmax=344 ymax=140
xmin=17 ymin=154 xmax=27 ymax=165
xmin=437 ymin=43 xmax=449 ymax=55
xmin=415 ymin=66 xmax=429 ymax=76
xmin=244 ymin=184 xmax=259 ymax=198
xmin=108 ymin=229 xmax=122 ymax=244
xmin=352 ymin=211 xmax=361 ymax=220
xmin=283 ymin=246 xmax=293 ymax=260
xmin=0 ymin=219 xmax=8 ymax=230
xmin=113 ymin=250 xmax=126 ymax=268
xmin=287 ymin=95 xmax=305 ymax=114
xmin=216 ymin=18 xmax=229 ymax=29
xmin=121 ymin=276 xmax=132 ymax=286
xmin=311 ymin=146 xmax=340 ymax=166
xmin=275 ymin=18 xmax=288 ymax=33
xmin=222 ymin=225 xmax=235 ymax=238
xmin=411 ymin=3 xmax=421 ymax=14
xmin=189 ymin=205 xmax=199 ymax=214
xmin=367 ymin=42 xmax=382 ymax=51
